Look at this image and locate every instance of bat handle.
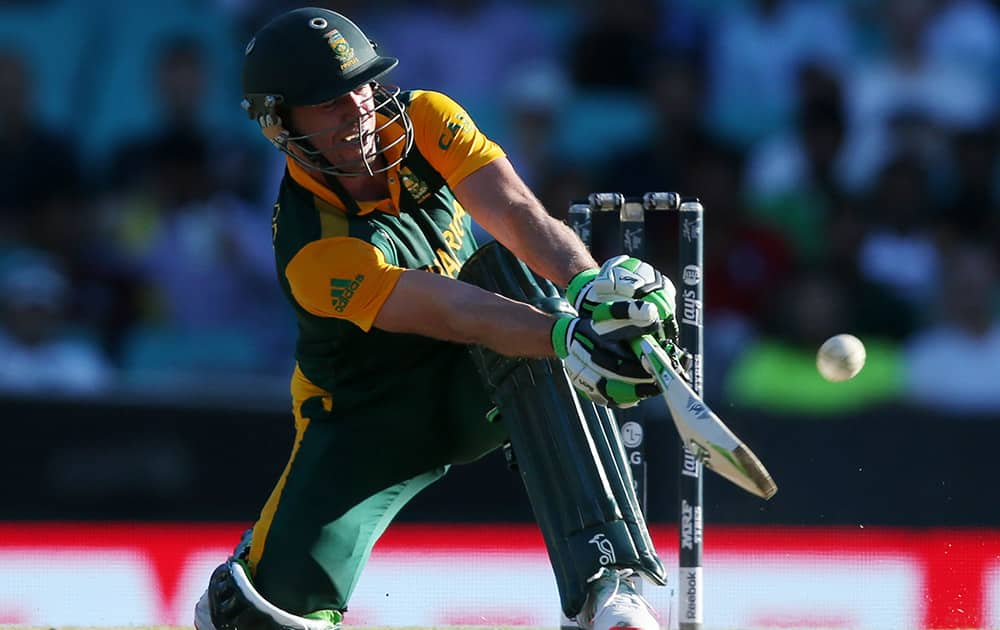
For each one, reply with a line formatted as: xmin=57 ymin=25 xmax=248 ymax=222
xmin=631 ymin=334 xmax=670 ymax=376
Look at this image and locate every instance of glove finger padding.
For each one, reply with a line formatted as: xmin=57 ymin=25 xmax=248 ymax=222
xmin=595 ymin=256 xmax=676 ymax=318
xmin=552 ymin=317 xmax=660 ymax=408
xmin=564 ymin=353 xmax=660 ymax=408
xmin=567 ymin=256 xmax=676 ymax=322
xmin=588 ymin=300 xmax=661 ymax=341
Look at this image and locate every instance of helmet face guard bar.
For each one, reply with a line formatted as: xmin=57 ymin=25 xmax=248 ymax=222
xmin=242 ymin=82 xmax=414 ymax=177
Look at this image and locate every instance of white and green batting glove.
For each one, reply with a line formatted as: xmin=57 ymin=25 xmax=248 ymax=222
xmin=566 ymin=255 xmax=678 ymax=344
xmin=567 ymin=256 xmax=676 ymax=320
xmin=550 ymin=307 xmax=662 ymax=408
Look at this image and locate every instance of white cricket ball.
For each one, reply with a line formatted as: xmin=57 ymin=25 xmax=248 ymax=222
xmin=816 ymin=334 xmax=867 ymax=382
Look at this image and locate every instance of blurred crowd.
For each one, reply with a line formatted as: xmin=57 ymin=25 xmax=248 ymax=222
xmin=1 ymin=0 xmax=998 ymax=417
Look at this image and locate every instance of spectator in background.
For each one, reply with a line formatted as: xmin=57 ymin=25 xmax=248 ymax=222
xmin=374 ymin=0 xmax=554 ymax=135
xmin=725 ymin=267 xmax=904 ymax=416
xmin=557 ymin=1 xmax=665 ymax=169
xmin=0 ymin=48 xmax=129 ymax=360
xmin=498 ymin=62 xmax=571 ymax=191
xmin=856 ymin=151 xmax=942 ymax=312
xmin=923 ymin=0 xmax=1000 ymax=96
xmin=822 ymin=196 xmax=922 ymax=344
xmin=19 ymin=184 xmax=141 ymax=364
xmin=703 ymin=0 xmax=856 ymax=147
xmin=568 ymin=0 xmax=662 ymax=90
xmin=137 ymin=133 xmax=283 ymax=333
xmin=689 ymin=143 xmax=794 ymax=327
xmin=107 ymin=36 xmax=206 ymax=190
xmin=0 ymin=50 xmax=82 ymax=246
xmin=106 ymin=36 xmax=264 ymax=202
xmin=492 ymin=63 xmax=591 ymax=243
xmin=656 ymin=0 xmax=711 ymax=58
xmin=92 ymin=35 xmax=293 ymax=382
xmin=841 ymin=0 xmax=995 ymax=191
xmin=685 ymin=141 xmax=795 ymax=399
xmin=0 ymin=249 xmax=113 ymax=395
xmin=596 ymin=55 xmax=710 ymax=197
xmin=226 ymin=0 xmax=390 ymax=39
xmin=940 ymin=122 xmax=999 ymax=241
xmin=745 ymin=63 xmax=851 ymax=261
xmin=104 ymin=130 xmax=292 ymax=384
xmin=903 ymin=242 xmax=1000 ymax=415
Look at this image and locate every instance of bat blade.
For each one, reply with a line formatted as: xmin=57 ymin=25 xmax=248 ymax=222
xmin=633 ymin=335 xmax=777 ymax=500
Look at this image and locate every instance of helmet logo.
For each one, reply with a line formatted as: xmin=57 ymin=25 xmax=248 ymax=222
xmin=323 ymin=29 xmax=359 ymax=71
xmin=308 ymin=17 xmax=328 ymax=29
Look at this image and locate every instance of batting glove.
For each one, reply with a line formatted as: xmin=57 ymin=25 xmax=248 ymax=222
xmin=567 ymin=256 xmax=676 ymax=320
xmin=568 ymin=255 xmax=680 ymax=348
xmin=551 ymin=304 xmax=662 ymax=408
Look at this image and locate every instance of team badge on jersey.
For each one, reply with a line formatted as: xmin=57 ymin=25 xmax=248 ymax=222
xmin=324 ymin=29 xmax=358 ymax=70
xmin=399 ymin=167 xmax=431 ymax=202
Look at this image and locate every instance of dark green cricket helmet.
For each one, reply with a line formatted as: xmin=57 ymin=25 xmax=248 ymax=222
xmin=241 ymin=7 xmax=413 ymax=176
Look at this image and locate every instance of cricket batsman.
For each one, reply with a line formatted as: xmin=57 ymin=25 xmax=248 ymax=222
xmin=194 ymin=7 xmax=682 ymax=630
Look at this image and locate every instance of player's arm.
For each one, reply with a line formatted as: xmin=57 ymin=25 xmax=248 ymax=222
xmin=453 ymin=160 xmax=677 ymax=338
xmin=287 ymin=235 xmax=659 ymax=406
xmin=406 ymin=90 xmax=597 ymax=285
xmin=453 ymin=157 xmax=598 ymax=286
xmin=289 ymin=236 xmax=559 ymax=357
xmin=373 ymin=269 xmax=557 ymax=357
xmin=374 ymin=256 xmax=661 ymax=408
xmin=414 ymin=94 xmax=674 ymax=328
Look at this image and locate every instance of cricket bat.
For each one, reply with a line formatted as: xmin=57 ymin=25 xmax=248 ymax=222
xmin=631 ymin=334 xmax=778 ymax=500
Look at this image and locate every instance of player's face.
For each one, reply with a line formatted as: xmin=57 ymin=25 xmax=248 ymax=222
xmin=290 ymin=84 xmax=378 ymax=172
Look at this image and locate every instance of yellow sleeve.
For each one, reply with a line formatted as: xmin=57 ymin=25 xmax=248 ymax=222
xmin=285 ymin=237 xmax=405 ymax=332
xmin=408 ymin=90 xmax=506 ymax=189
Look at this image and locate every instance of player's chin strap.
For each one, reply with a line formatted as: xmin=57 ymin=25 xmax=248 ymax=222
xmin=207 ymin=559 xmax=342 ymax=630
xmin=246 ymin=83 xmax=413 ymax=179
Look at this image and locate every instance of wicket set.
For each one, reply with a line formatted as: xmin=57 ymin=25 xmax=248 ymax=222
xmin=568 ymin=192 xmax=705 ymax=630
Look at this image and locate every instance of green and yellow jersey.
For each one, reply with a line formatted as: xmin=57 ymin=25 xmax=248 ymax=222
xmin=271 ymin=90 xmax=505 ymax=411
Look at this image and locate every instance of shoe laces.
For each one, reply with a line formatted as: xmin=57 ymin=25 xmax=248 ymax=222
xmin=581 ymin=568 xmax=655 ymax=623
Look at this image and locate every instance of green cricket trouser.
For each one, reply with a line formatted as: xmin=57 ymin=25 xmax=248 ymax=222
xmin=248 ymin=343 xmax=506 ymax=615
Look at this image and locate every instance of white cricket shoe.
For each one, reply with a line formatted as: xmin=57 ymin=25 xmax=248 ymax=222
xmin=194 ymin=528 xmax=253 ymax=630
xmin=193 ymin=589 xmax=215 ymax=630
xmin=576 ymin=568 xmax=660 ymax=630
xmin=193 ymin=559 xmax=342 ymax=630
